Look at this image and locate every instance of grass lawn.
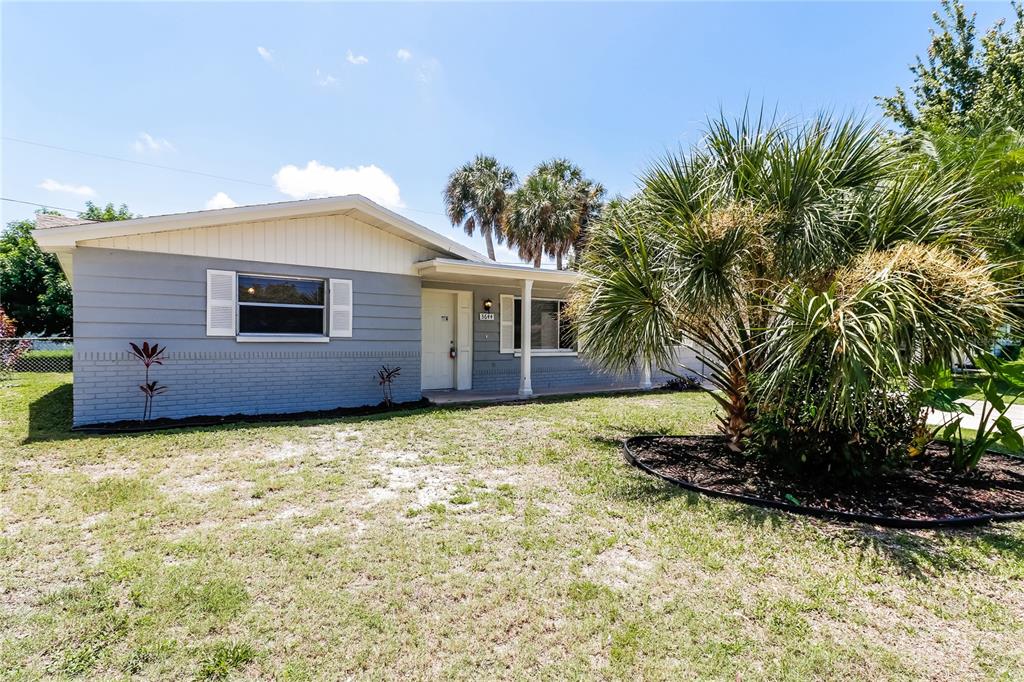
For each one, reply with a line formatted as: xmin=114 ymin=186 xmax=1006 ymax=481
xmin=3 ymin=374 xmax=1024 ymax=680
xmin=954 ymin=375 xmax=1024 ymax=402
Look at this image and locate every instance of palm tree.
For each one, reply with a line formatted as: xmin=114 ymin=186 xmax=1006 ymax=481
xmin=570 ymin=177 xmax=607 ymax=266
xmin=505 ymin=159 xmax=606 ymax=269
xmin=572 ymin=111 xmax=1014 ymax=452
xmin=443 ymin=155 xmax=517 ymax=261
xmin=504 ymin=170 xmax=576 ymax=267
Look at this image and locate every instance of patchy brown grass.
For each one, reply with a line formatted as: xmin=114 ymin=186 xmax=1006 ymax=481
xmin=2 ymin=373 xmax=1023 ymax=680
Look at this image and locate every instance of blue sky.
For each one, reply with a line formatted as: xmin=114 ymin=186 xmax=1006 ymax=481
xmin=1 ymin=1 xmax=1013 ymax=263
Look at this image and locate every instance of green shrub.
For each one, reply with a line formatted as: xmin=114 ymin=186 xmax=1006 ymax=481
xmin=749 ymin=376 xmax=915 ymax=480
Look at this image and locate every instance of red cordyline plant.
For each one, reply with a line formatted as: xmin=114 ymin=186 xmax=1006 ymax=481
xmin=0 ymin=307 xmax=30 ymax=377
xmin=376 ymin=365 xmax=401 ymax=407
xmin=129 ymin=341 xmax=168 ymax=421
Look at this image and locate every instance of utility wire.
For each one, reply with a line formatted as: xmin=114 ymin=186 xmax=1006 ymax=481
xmin=2 ymin=197 xmax=83 ymax=213
xmin=2 ymin=135 xmax=449 ymax=217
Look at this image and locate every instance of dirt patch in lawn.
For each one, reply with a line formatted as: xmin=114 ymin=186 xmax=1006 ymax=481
xmin=626 ymin=435 xmax=1024 ymax=525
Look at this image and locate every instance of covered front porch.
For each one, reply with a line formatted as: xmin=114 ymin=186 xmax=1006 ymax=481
xmin=415 ymin=258 xmax=656 ymax=398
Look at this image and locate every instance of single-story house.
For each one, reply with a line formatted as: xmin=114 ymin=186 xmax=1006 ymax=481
xmin=34 ymin=196 xmax=692 ymax=426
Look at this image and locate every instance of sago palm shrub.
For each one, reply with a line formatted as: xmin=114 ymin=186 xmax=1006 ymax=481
xmin=572 ymin=110 xmax=1017 ymax=465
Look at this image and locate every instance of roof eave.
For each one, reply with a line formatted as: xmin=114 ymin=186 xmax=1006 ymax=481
xmin=32 ymin=195 xmax=489 ymax=263
xmin=415 ymin=258 xmax=579 ymax=284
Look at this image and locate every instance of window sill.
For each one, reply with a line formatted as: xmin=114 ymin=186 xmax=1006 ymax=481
xmin=235 ymin=335 xmax=330 ymax=343
xmin=511 ymin=349 xmax=578 ymax=357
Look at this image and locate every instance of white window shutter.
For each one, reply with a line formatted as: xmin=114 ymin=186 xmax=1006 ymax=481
xmin=206 ymin=269 xmax=236 ymax=336
xmin=329 ymin=278 xmax=353 ymax=337
xmin=499 ymin=294 xmax=515 ymax=353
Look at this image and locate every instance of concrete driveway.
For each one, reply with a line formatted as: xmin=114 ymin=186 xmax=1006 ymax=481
xmin=927 ymin=399 xmax=1024 ymax=431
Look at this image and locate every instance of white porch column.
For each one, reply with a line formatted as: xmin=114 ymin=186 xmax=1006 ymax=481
xmin=639 ymin=360 xmax=653 ymax=390
xmin=519 ymin=279 xmax=533 ymax=397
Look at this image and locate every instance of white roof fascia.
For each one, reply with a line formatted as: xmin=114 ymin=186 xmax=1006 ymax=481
xmin=32 ymin=195 xmax=489 ymax=263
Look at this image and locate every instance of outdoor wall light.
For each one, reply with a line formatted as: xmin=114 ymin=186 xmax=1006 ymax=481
xmin=482 ymin=298 xmax=493 ymax=312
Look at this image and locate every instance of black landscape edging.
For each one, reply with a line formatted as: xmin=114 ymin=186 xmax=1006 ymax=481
xmin=72 ymin=398 xmax=433 ymax=434
xmin=623 ymin=435 xmax=1024 ymax=529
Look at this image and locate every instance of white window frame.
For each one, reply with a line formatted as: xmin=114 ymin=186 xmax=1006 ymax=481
xmin=235 ymin=272 xmax=330 ymax=343
xmin=510 ymin=296 xmax=577 ymax=356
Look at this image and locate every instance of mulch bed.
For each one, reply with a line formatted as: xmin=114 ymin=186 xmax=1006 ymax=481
xmin=624 ymin=435 xmax=1024 ymax=528
xmin=73 ymin=398 xmax=432 ymax=434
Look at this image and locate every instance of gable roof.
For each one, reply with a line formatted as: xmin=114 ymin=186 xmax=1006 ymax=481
xmin=33 ymin=194 xmax=489 ymax=263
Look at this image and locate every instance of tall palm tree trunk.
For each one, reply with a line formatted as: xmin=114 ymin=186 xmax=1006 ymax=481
xmin=534 ymin=253 xmax=542 ymax=268
xmin=556 ymin=252 xmax=563 ymax=270
xmin=483 ymin=230 xmax=496 ymax=261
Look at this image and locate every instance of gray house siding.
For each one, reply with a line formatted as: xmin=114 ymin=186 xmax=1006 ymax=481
xmin=422 ymin=281 xmax=660 ymax=392
xmin=72 ymin=247 xmax=421 ymax=425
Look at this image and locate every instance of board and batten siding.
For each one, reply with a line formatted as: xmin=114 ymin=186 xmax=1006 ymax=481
xmin=72 ymin=247 xmax=422 ymax=425
xmin=80 ymin=212 xmax=443 ymax=277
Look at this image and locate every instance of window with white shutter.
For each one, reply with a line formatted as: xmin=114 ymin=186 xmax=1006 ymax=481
xmin=237 ymin=274 xmax=325 ymax=335
xmin=329 ymin=278 xmax=353 ymax=337
xmin=499 ymin=294 xmax=515 ymax=353
xmin=206 ymin=269 xmax=236 ymax=336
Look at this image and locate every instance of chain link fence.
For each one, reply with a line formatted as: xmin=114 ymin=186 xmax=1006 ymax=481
xmin=1 ymin=337 xmax=73 ymax=376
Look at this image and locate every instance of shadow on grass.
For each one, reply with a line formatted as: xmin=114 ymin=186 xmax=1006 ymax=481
xmin=24 ymin=385 xmax=673 ymax=444
xmin=594 ymin=432 xmax=1024 ymax=577
xmin=825 ymin=522 xmax=1024 ymax=579
xmin=24 ymin=384 xmax=443 ymax=444
xmin=27 ymin=382 xmax=74 ymax=442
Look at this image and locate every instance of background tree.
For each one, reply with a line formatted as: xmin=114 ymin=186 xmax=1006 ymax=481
xmin=902 ymin=125 xmax=1024 ymax=274
xmin=505 ymin=159 xmax=605 ymax=269
xmin=443 ymin=156 xmax=517 ymax=261
xmin=0 ymin=214 xmax=72 ymax=336
xmin=535 ymin=159 xmax=606 ymax=267
xmin=0 ymin=203 xmax=135 ymax=336
xmin=80 ymin=201 xmax=136 ymax=222
xmin=879 ymin=0 xmax=1024 ymax=132
xmin=504 ymin=169 xmax=575 ymax=268
xmin=570 ymin=177 xmax=607 ymax=267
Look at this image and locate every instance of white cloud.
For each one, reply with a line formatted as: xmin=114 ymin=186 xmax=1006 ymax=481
xmin=315 ymin=68 xmax=337 ymax=87
xmin=205 ymin=192 xmax=238 ymax=210
xmin=273 ymin=160 xmax=403 ymax=208
xmin=257 ymin=46 xmax=273 ymax=62
xmin=396 ymin=48 xmax=412 ymax=62
xmin=346 ymin=49 xmax=369 ymax=65
xmin=38 ymin=178 xmax=96 ymax=197
xmin=133 ymin=132 xmax=175 ymax=154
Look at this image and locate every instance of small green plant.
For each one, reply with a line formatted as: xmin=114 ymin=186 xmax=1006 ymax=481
xmin=196 ymin=640 xmax=257 ymax=681
xmin=376 ymin=365 xmax=401 ymax=406
xmin=916 ymin=353 xmax=1024 ymax=470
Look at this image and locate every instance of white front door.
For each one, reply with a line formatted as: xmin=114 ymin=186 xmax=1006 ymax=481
xmin=421 ymin=290 xmax=456 ymax=390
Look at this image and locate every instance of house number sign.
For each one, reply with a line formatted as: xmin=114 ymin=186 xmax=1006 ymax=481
xmin=479 ymin=312 xmax=495 ymax=321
